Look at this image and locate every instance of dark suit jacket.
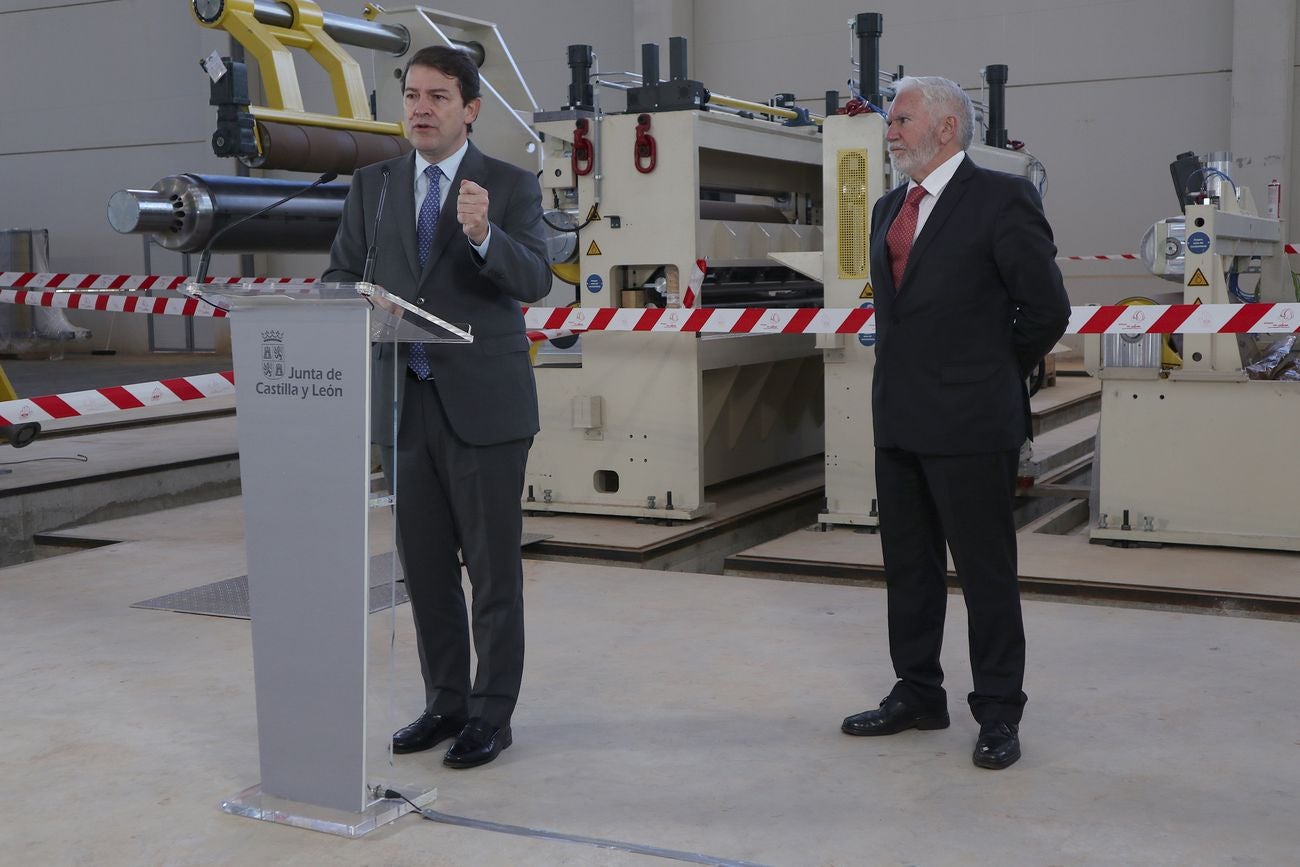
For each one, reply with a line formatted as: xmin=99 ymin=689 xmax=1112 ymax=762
xmin=325 ymin=142 xmax=551 ymax=446
xmin=869 ymin=155 xmax=1070 ymax=455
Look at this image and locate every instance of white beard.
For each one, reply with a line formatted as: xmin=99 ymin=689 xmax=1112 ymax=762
xmin=889 ymin=130 xmax=942 ymax=180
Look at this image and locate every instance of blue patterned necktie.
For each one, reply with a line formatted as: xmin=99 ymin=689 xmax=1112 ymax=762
xmin=408 ymin=164 xmax=442 ymax=380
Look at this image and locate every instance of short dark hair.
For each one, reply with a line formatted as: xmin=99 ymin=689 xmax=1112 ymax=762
xmin=402 ymin=45 xmax=481 ymax=105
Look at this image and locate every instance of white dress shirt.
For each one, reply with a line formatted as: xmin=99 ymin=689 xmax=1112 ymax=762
xmin=906 ymin=150 xmax=966 ymax=241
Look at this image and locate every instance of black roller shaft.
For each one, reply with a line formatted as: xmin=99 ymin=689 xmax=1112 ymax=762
xmin=108 ymin=173 xmax=350 ymax=253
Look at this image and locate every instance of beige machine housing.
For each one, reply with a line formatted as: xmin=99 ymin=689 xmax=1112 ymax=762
xmin=529 ymin=108 xmax=825 ymax=519
xmin=1086 ymin=188 xmax=1298 ymax=551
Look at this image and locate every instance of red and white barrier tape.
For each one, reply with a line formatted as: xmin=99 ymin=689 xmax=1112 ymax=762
xmin=1058 ymin=253 xmax=1141 ymax=262
xmin=1 ymin=288 xmax=227 ymax=319
xmin=521 ymin=303 xmax=1300 ymax=336
xmin=1067 ymin=302 xmax=1300 ymax=335
xmin=0 ymin=371 xmax=235 ymax=426
xmin=0 ymin=274 xmax=320 ymax=320
xmin=2 ymin=275 xmax=1298 ymax=335
xmin=1058 ymin=244 xmax=1300 ymax=261
xmin=684 ymin=258 xmax=706 ymax=309
xmin=0 ymin=272 xmax=314 ymax=291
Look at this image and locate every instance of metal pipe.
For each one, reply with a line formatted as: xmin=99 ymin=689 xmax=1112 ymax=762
xmin=248 ymin=0 xmax=485 ymax=64
xmin=250 ymin=0 xmax=411 ymax=55
xmin=984 ymin=64 xmax=1008 ymax=148
xmin=855 ymin=13 xmax=883 ymax=106
xmin=707 ymin=93 xmax=825 ymax=125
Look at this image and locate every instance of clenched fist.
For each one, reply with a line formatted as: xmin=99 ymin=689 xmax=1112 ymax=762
xmin=456 ymin=179 xmax=490 ymax=246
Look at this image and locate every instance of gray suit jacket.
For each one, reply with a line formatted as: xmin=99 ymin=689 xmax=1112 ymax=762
xmin=325 ymin=142 xmax=551 ymax=446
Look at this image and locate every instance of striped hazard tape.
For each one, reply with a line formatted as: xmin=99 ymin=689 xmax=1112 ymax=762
xmin=0 ymin=371 xmax=235 ymax=426
xmin=1 ymin=288 xmax=228 ymax=319
xmin=0 ymin=274 xmax=320 ymax=320
xmin=2 ymin=275 xmax=1298 ymax=335
xmin=0 ymin=272 xmax=314 ymax=290
xmin=521 ymin=303 xmax=1300 ymax=336
xmin=1059 ymin=244 xmax=1300 ymax=261
xmin=683 ymin=258 xmax=706 ymax=309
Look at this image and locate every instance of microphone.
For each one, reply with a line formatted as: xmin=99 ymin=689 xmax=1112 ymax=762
xmin=361 ymin=166 xmax=392 ymax=285
xmin=193 ymin=171 xmax=339 ymax=285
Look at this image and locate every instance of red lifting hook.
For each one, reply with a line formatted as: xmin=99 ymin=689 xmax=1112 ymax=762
xmin=572 ymin=118 xmax=594 ymax=177
xmin=634 ymin=113 xmax=657 ymax=174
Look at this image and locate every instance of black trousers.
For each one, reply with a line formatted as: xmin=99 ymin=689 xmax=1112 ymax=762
xmin=384 ymin=378 xmax=531 ymax=728
xmin=875 ymin=445 xmax=1027 ymax=725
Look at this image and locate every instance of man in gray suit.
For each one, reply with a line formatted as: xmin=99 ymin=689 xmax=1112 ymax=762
xmin=325 ymin=45 xmax=551 ymax=769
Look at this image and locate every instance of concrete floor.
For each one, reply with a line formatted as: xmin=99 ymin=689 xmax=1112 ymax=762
xmin=3 ymin=496 xmax=1299 ymax=866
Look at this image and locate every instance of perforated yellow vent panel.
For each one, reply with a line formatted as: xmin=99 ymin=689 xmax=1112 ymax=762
xmin=837 ymin=149 xmax=869 ymax=279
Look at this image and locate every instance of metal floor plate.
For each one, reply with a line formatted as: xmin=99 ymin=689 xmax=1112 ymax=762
xmin=131 ymin=552 xmax=408 ymax=619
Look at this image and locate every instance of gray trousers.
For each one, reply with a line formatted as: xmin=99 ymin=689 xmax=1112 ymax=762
xmin=382 ymin=377 xmax=531 ymax=728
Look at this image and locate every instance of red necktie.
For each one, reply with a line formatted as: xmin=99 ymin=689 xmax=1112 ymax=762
xmin=886 ymin=185 xmax=928 ymax=287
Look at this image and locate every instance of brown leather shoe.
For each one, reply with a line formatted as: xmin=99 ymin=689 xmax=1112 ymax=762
xmin=842 ymin=695 xmax=950 ymax=736
xmin=443 ymin=718 xmax=512 ymax=769
xmin=392 ymin=711 xmax=466 ymax=754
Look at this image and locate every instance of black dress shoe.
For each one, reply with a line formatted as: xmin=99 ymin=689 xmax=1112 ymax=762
xmin=392 ymin=711 xmax=467 ymax=754
xmin=443 ymin=718 xmax=512 ymax=769
xmin=973 ymin=721 xmax=1020 ymax=769
xmin=842 ymin=695 xmax=950 ymax=736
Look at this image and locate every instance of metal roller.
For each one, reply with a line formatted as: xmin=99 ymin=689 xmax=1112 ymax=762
xmin=248 ymin=120 xmax=411 ymax=174
xmin=196 ymin=0 xmax=486 ymax=64
xmin=107 ymin=173 xmax=347 ymax=253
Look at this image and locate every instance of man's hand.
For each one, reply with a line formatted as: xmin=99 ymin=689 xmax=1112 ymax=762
xmin=457 ymin=179 xmax=490 ymax=246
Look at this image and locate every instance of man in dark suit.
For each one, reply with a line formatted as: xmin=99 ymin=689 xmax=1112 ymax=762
xmin=840 ymin=76 xmax=1070 ymax=769
xmin=325 ymin=46 xmax=550 ymax=769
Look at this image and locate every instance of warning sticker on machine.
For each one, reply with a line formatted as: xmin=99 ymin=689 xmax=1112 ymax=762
xmin=1188 ymin=268 xmax=1209 ymax=287
xmin=585 ymin=204 xmax=602 ymax=222
xmin=860 ymin=283 xmax=873 ymax=299
xmin=586 ymin=240 xmax=603 ymax=256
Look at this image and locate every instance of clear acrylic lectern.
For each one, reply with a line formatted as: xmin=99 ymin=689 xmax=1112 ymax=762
xmin=183 ymin=280 xmax=471 ymax=836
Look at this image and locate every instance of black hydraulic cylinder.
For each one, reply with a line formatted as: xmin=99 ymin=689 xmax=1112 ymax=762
xmin=669 ymin=36 xmax=688 ymax=80
xmin=856 ymin=13 xmax=883 ymax=106
xmin=567 ymin=44 xmax=595 ymax=111
xmin=642 ymin=43 xmax=660 ymax=85
xmin=985 ymin=64 xmax=1009 ymax=148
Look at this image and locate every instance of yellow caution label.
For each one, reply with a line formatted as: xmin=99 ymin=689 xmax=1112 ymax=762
xmin=1188 ymin=268 xmax=1209 ymax=287
xmin=585 ymin=204 xmax=602 ymax=222
xmin=1192 ymin=296 xmax=1203 ymax=306
xmin=859 ymin=282 xmax=873 ymax=299
xmin=586 ymin=240 xmax=603 ymax=256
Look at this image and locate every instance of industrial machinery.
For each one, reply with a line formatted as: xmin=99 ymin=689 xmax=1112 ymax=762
xmin=1086 ymin=152 xmax=1298 ymax=550
xmin=523 ymin=14 xmax=1047 ymax=522
xmin=527 ymin=38 xmax=827 ymax=519
xmin=111 ymin=1 xmax=540 ymax=253
xmin=108 ymin=5 xmax=1053 ymax=529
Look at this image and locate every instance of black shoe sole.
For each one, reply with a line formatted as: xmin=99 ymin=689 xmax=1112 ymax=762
xmin=973 ymin=748 xmax=1020 ymax=769
xmin=842 ymin=714 xmax=951 ymax=736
